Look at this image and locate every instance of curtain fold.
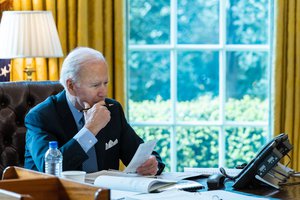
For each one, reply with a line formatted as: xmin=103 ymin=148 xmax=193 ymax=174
xmin=274 ymin=0 xmax=300 ymax=171
xmin=0 ymin=0 xmax=13 ymax=81
xmin=9 ymin=0 xmax=125 ymax=105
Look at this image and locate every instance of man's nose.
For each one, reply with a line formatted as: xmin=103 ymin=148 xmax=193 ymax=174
xmin=97 ymin=85 xmax=106 ymax=94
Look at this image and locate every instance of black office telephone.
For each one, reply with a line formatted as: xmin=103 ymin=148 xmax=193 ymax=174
xmin=232 ymin=133 xmax=293 ymax=189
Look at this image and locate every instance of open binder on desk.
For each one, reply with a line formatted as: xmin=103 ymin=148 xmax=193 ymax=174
xmin=233 ymin=133 xmax=293 ymax=190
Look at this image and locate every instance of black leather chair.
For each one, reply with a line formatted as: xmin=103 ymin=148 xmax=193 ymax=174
xmin=0 ymin=81 xmax=63 ymax=177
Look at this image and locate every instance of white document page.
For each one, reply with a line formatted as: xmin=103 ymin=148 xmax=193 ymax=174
xmin=201 ymin=190 xmax=269 ymax=200
xmin=124 ymin=140 xmax=157 ymax=173
xmin=94 ymin=175 xmax=175 ymax=193
xmin=110 ymin=190 xmax=139 ymax=200
xmin=125 ymin=190 xmax=199 ymax=200
xmin=85 ymin=170 xmax=141 ymax=184
xmin=125 ymin=190 xmax=269 ymax=200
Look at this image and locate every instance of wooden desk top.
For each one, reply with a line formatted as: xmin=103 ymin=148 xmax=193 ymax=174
xmin=0 ymin=166 xmax=110 ymax=200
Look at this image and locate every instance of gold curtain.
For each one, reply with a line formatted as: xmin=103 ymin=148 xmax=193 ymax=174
xmin=0 ymin=0 xmax=13 ymax=16
xmin=274 ymin=0 xmax=300 ymax=171
xmin=10 ymin=0 xmax=125 ymax=105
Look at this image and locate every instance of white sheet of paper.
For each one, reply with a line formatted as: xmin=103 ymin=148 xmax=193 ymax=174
xmin=124 ymin=140 xmax=157 ymax=173
xmin=111 ymin=190 xmax=139 ymax=200
xmin=124 ymin=190 xmax=269 ymax=200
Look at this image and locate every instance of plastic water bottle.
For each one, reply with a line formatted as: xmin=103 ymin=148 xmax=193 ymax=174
xmin=45 ymin=141 xmax=63 ymax=176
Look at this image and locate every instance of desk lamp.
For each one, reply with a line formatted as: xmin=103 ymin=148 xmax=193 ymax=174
xmin=0 ymin=11 xmax=63 ymax=81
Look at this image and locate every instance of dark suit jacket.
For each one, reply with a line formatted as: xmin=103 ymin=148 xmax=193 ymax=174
xmin=24 ymin=91 xmax=165 ymax=174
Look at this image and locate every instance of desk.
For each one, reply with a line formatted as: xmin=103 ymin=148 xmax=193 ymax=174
xmin=0 ymin=166 xmax=110 ymax=200
xmin=197 ymin=177 xmax=300 ymax=200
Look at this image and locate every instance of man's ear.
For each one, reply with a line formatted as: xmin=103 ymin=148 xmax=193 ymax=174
xmin=66 ymin=79 xmax=76 ymax=96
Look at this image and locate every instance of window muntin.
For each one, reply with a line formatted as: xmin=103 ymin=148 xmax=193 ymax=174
xmin=127 ymin=0 xmax=272 ymax=171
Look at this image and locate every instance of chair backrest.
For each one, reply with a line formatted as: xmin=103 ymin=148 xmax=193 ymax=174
xmin=0 ymin=81 xmax=63 ymax=177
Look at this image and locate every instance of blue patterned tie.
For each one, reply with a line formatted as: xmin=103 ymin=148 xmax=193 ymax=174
xmin=78 ymin=115 xmax=85 ymax=129
xmin=79 ymin=115 xmax=98 ymax=172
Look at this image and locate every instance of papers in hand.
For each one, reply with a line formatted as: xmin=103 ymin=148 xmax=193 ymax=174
xmin=124 ymin=140 xmax=157 ymax=173
xmin=85 ymin=140 xmax=157 ymax=185
xmin=89 ymin=140 xmax=172 ymax=193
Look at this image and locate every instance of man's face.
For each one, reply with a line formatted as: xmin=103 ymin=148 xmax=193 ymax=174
xmin=67 ymin=60 xmax=109 ymax=110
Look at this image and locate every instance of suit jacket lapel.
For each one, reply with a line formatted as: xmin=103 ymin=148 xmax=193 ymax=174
xmin=55 ymin=91 xmax=78 ymax=139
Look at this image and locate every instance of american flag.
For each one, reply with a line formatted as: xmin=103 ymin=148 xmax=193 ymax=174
xmin=0 ymin=59 xmax=10 ymax=82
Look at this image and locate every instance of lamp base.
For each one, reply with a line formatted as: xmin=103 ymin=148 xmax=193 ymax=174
xmin=24 ymin=66 xmax=36 ymax=81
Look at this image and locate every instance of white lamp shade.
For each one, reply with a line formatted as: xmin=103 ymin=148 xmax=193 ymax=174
xmin=0 ymin=11 xmax=63 ymax=58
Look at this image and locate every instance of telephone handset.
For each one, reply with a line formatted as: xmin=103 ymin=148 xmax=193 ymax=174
xmin=232 ymin=133 xmax=293 ymax=189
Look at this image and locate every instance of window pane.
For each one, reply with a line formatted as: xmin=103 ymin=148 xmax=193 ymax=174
xmin=129 ymin=0 xmax=170 ymax=44
xmin=133 ymin=126 xmax=171 ymax=171
xmin=225 ymin=127 xmax=268 ymax=168
xmin=128 ymin=51 xmax=171 ymax=121
xmin=177 ymin=0 xmax=219 ymax=44
xmin=225 ymin=51 xmax=268 ymax=121
xmin=128 ymin=100 xmax=171 ymax=122
xmin=127 ymin=0 xmax=273 ymax=172
xmin=226 ymin=0 xmax=269 ymax=44
xmin=177 ymin=51 xmax=219 ymax=121
xmin=176 ymin=126 xmax=219 ymax=171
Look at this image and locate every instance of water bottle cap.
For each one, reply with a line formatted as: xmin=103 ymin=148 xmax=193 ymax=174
xmin=49 ymin=141 xmax=58 ymax=148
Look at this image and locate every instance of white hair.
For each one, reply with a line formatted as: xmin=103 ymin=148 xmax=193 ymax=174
xmin=59 ymin=47 xmax=106 ymax=89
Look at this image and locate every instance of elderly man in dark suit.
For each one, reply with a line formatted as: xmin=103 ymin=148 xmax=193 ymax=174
xmin=24 ymin=47 xmax=165 ymax=175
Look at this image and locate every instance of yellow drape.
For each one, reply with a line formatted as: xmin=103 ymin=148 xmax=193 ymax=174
xmin=274 ymin=0 xmax=300 ymax=171
xmin=0 ymin=0 xmax=12 ymax=16
xmin=10 ymin=0 xmax=125 ymax=105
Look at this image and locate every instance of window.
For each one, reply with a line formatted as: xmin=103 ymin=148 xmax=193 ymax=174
xmin=126 ymin=0 xmax=273 ymax=172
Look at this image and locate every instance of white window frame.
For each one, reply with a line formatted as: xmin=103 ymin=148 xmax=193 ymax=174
xmin=126 ymin=0 xmax=273 ymax=172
